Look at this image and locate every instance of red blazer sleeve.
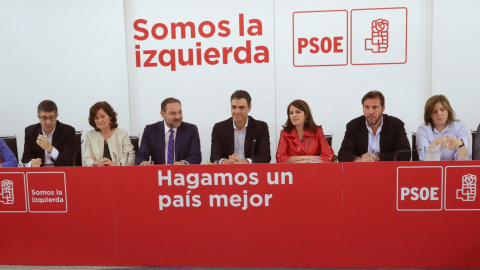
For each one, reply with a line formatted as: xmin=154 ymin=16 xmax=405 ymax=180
xmin=317 ymin=127 xmax=334 ymax=162
xmin=275 ymin=130 xmax=290 ymax=163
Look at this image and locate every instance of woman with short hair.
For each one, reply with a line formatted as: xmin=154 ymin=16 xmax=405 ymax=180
xmin=416 ymin=95 xmax=470 ymax=160
xmin=84 ymin=101 xmax=135 ymax=166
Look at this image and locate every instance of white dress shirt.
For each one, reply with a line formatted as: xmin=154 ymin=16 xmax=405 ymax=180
xmin=416 ymin=120 xmax=470 ymax=160
xmin=366 ymin=116 xmax=383 ymax=155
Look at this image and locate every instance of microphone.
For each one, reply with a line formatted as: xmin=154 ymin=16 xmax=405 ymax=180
xmin=250 ymin=139 xmax=256 ymax=163
xmin=72 ymin=140 xmax=84 ymax=166
xmin=394 ymin=148 xmax=421 ymax=161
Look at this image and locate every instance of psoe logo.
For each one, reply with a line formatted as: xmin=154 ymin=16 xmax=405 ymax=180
xmin=292 ymin=10 xmax=348 ymax=67
xmin=351 ymin=7 xmax=407 ymax=65
xmin=397 ymin=166 xmax=443 ymax=211
xmin=456 ymin=174 xmax=476 ymax=201
xmin=445 ymin=166 xmax=480 ymax=210
xmin=1 ymin=179 xmax=14 ymax=205
xmin=400 ymin=186 xmax=440 ymax=202
xmin=365 ymin=19 xmax=389 ymax=53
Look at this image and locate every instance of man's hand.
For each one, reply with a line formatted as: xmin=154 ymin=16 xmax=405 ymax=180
xmin=31 ymin=158 xmax=42 ymax=167
xmin=36 ymin=135 xmax=53 ymax=152
xmin=222 ymin=154 xmax=249 ymax=164
xmin=139 ymin=161 xmax=153 ymax=166
xmin=230 ymin=154 xmax=250 ymax=164
xmin=355 ymin=153 xmax=375 ymax=162
xmin=221 ymin=159 xmax=236 ymax=164
xmin=173 ymin=161 xmax=185 ymax=165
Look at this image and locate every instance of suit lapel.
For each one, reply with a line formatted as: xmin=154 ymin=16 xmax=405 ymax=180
xmin=379 ymin=115 xmax=387 ymax=152
xmin=175 ymin=123 xmax=183 ymax=159
xmin=52 ymin=121 xmax=61 ymax=150
xmin=107 ymin=130 xmax=118 ymax=156
xmin=360 ymin=118 xmax=369 ymax=155
xmin=244 ymin=117 xmax=255 ymax=158
xmin=227 ymin=119 xmax=235 ymax=154
xmin=158 ymin=122 xmax=166 ymax=164
xmin=35 ymin=124 xmax=46 ymax=161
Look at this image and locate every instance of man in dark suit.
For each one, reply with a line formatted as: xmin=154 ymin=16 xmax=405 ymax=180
xmin=338 ymin=90 xmax=411 ymax=162
xmin=136 ymin=97 xmax=201 ymax=165
xmin=210 ymin=90 xmax=271 ymax=164
xmin=22 ymin=100 xmax=76 ymax=167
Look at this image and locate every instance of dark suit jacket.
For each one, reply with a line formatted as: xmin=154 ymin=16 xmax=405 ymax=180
xmin=22 ymin=121 xmax=76 ymax=166
xmin=135 ymin=121 xmax=201 ymax=165
xmin=338 ymin=114 xmax=411 ymax=162
xmin=210 ymin=116 xmax=271 ymax=163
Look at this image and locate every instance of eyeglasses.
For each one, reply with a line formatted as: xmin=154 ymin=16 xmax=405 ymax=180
xmin=39 ymin=115 xmax=57 ymax=122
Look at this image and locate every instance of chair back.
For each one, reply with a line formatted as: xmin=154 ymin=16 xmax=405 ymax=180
xmin=73 ymin=131 xmax=83 ymax=166
xmin=324 ymin=134 xmax=338 ymax=162
xmin=130 ymin=136 xmax=140 ymax=154
xmin=473 ymin=130 xmax=477 ymax=160
xmin=411 ymin=133 xmax=419 ymax=161
xmin=0 ymin=135 xmax=18 ymax=162
xmin=325 ymin=134 xmax=333 ymax=147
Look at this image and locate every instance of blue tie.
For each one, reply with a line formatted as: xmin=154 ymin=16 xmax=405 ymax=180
xmin=167 ymin=129 xmax=175 ymax=165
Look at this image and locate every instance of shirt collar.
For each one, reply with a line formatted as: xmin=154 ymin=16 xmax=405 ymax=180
xmin=42 ymin=126 xmax=56 ymax=138
xmin=233 ymin=117 xmax=249 ymax=132
xmin=365 ymin=115 xmax=384 ymax=134
xmin=433 ymin=122 xmax=452 ymax=135
xmin=164 ymin=121 xmax=178 ymax=135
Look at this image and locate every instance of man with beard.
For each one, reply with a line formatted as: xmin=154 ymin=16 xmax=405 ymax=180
xmin=136 ymin=97 xmax=201 ymax=165
xmin=338 ymin=90 xmax=411 ymax=162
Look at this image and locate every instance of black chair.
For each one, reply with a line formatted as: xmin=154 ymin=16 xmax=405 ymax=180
xmin=130 ymin=136 xmax=140 ymax=154
xmin=73 ymin=131 xmax=83 ymax=166
xmin=412 ymin=132 xmax=419 ymax=161
xmin=472 ymin=130 xmax=477 ymax=160
xmin=0 ymin=135 xmax=18 ymax=162
xmin=324 ymin=134 xmax=338 ymax=162
xmin=325 ymin=134 xmax=332 ymax=147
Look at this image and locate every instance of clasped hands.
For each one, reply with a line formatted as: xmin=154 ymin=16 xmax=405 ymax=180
xmin=355 ymin=153 xmax=379 ymax=162
xmin=139 ymin=160 xmax=185 ymax=165
xmin=93 ymin=156 xmax=115 ymax=166
xmin=221 ymin=154 xmax=250 ymax=164
xmin=431 ymin=136 xmax=463 ymax=150
xmin=295 ymin=155 xmax=324 ymax=163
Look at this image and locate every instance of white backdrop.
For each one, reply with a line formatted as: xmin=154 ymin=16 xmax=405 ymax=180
xmin=1 ymin=0 xmax=479 ymax=164
xmin=0 ymin=0 xmax=130 ymax=161
xmin=124 ymin=0 xmax=276 ymax=163
xmin=431 ymin=0 xmax=480 ymax=133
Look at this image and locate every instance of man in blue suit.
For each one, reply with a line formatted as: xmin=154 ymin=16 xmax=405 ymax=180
xmin=135 ymin=97 xmax=201 ymax=165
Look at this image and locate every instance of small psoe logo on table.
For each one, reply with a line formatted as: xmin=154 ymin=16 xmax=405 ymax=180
xmin=1 ymin=179 xmax=14 ymax=204
xmin=365 ymin=19 xmax=389 ymax=53
xmin=456 ymin=174 xmax=477 ymax=202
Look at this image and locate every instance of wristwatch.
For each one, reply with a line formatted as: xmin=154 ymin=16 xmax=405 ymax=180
xmin=459 ymin=139 xmax=465 ymax=148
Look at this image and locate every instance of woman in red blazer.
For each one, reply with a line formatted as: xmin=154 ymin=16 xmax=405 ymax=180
xmin=276 ymin=100 xmax=334 ymax=163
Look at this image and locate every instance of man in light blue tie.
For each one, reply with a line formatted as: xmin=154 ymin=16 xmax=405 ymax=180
xmin=136 ymin=97 xmax=201 ymax=165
